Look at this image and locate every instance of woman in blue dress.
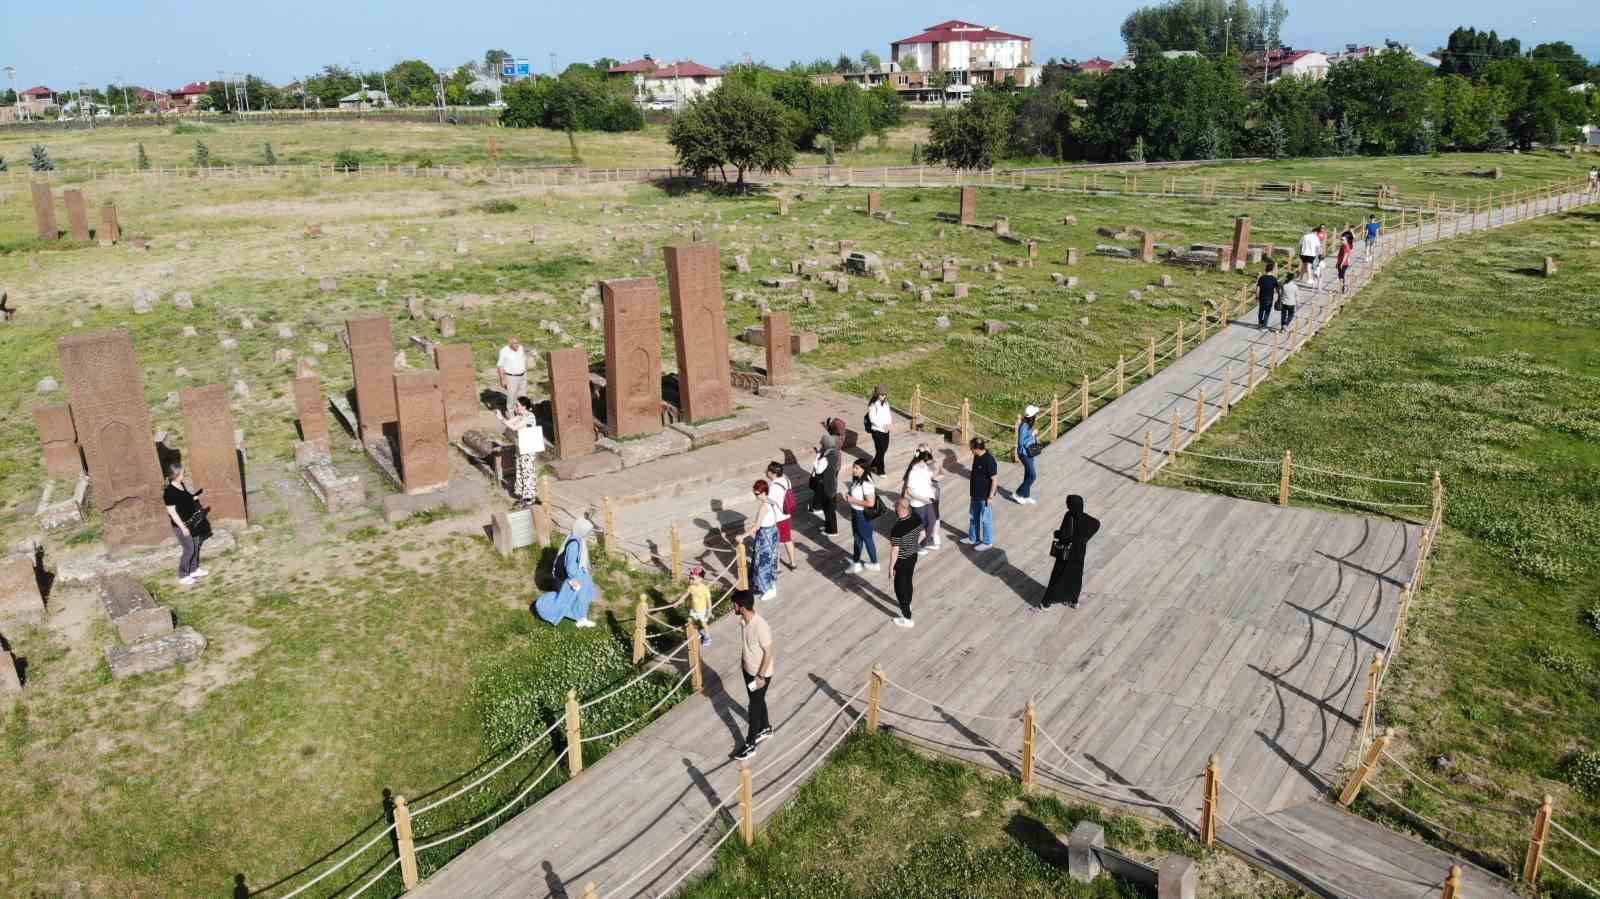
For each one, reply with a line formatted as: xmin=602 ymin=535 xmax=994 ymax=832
xmin=535 ymin=517 xmax=598 ymax=627
xmin=747 ymin=480 xmax=781 ymax=602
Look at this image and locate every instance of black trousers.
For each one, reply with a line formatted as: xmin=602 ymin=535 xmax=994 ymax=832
xmin=894 ymin=555 xmax=917 ymax=619
xmin=1257 ymin=297 xmax=1273 ymax=328
xmin=744 ymin=669 xmax=771 ymax=743
xmin=870 ymin=430 xmax=889 ymax=475
xmin=816 ymin=483 xmax=839 ymax=534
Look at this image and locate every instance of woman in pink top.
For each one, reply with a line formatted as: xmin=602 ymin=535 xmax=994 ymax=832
xmin=1336 ymin=227 xmax=1356 ymax=293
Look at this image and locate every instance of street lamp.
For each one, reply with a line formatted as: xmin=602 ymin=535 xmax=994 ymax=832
xmin=3 ymin=65 xmax=18 ymax=122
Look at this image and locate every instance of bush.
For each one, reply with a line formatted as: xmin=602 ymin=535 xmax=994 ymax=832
xmin=171 ymin=121 xmax=214 ymax=135
xmin=193 ymin=140 xmax=210 ymax=168
xmin=135 ymin=142 xmax=150 ymax=170
xmin=479 ymin=199 xmax=518 ymax=214
xmin=333 ymin=149 xmax=362 ymax=172
xmin=1567 ymin=751 xmax=1600 ymax=798
xmin=1585 ymin=603 xmax=1600 ymax=635
xmin=262 ymin=142 xmax=277 ymax=166
xmin=29 ymin=144 xmax=53 ymax=172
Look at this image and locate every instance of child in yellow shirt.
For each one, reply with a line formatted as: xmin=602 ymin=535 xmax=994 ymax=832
xmin=687 ymin=565 xmax=712 ymax=647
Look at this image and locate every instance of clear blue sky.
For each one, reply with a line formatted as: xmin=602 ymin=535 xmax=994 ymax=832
xmin=2 ymin=1 xmax=1595 ymax=91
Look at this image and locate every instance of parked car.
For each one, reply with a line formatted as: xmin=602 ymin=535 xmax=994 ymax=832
xmin=644 ymin=98 xmax=676 ymax=111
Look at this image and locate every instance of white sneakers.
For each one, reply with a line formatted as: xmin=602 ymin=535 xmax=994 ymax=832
xmin=177 ymin=575 xmax=196 ymax=586
xmin=960 ymin=537 xmax=977 ymax=546
xmin=975 ymin=543 xmax=994 ymax=551
xmin=760 ymin=589 xmax=777 ymax=602
xmin=1012 ymin=494 xmax=1037 ymax=505
xmin=848 ymin=562 xmax=864 ymax=574
xmin=865 ymin=562 xmax=880 ymax=572
xmin=192 ymin=568 xmax=210 ymax=578
xmin=892 ymin=617 xmax=915 ymax=628
xmin=574 ymin=618 xmax=596 ymax=628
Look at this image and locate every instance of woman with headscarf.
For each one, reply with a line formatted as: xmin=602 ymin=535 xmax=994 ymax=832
xmin=1014 ymin=404 xmax=1041 ymax=504
xmin=745 ymin=479 xmax=782 ymax=601
xmin=809 ymin=419 xmax=842 ymax=537
xmin=1040 ymin=495 xmax=1100 ymax=610
xmin=535 ymin=517 xmax=599 ymax=627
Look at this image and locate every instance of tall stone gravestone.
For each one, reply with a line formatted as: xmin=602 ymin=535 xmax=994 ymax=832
xmin=601 ymin=277 xmax=663 ymax=438
xmin=392 ymin=372 xmax=450 ymax=494
xmin=100 ymin=204 xmax=121 ymax=244
xmin=346 ymin=316 xmax=397 ymax=444
xmin=58 ymin=330 xmax=169 ymax=551
xmin=1230 ymin=217 xmax=1252 ymax=271
xmin=662 ymin=243 xmax=733 ymax=422
xmin=867 ymin=192 xmax=881 ymax=216
xmin=546 ymin=347 xmax=596 ymax=459
xmin=33 ymin=404 xmax=83 ymax=479
xmin=764 ymin=311 xmax=794 ymax=386
xmin=63 ymin=189 xmax=91 ymax=242
xmin=1140 ymin=231 xmax=1156 ymax=264
xmin=959 ymin=187 xmax=976 ymax=226
xmin=431 ymin=344 xmax=477 ymax=440
xmin=293 ymin=376 xmax=329 ymax=443
xmin=31 ymin=182 xmax=57 ymax=241
xmin=179 ymin=384 xmax=248 ymax=524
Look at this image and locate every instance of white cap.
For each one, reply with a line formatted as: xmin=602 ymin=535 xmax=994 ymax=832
xmin=1024 ymin=404 xmax=1040 ymax=417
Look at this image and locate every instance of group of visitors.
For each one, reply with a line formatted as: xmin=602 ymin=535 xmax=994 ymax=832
xmin=1257 ymin=217 xmax=1377 ymax=331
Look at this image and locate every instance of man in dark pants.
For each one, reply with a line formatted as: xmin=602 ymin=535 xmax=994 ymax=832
xmin=731 ymin=590 xmax=775 ymax=760
xmin=888 ymin=497 xmax=921 ymax=628
xmin=1256 ymin=259 xmax=1280 ymax=330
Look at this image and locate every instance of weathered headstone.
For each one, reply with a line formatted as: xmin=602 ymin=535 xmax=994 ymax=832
xmin=777 ymin=196 xmax=790 ymax=216
xmin=1543 ymin=256 xmax=1558 ymax=277
xmin=546 ymin=347 xmax=597 ymax=459
xmin=179 ymin=384 xmax=247 ymax=525
xmin=58 ymin=330 xmax=169 ymax=551
xmin=100 ymin=204 xmax=121 ymax=244
xmin=63 ymin=189 xmax=91 ymax=241
xmin=1068 ymin=821 xmax=1105 ymax=883
xmin=601 ymin=277 xmax=664 ymax=439
xmin=1158 ymin=856 xmax=1197 ymax=899
xmin=942 ymin=262 xmax=958 ymax=283
xmin=1026 ymin=239 xmax=1039 ymax=259
xmin=437 ymin=315 xmax=456 ymax=338
xmin=1230 ymin=216 xmax=1252 ymax=271
xmin=764 ymin=311 xmax=794 ymax=386
xmin=392 ymin=372 xmax=450 ymax=494
xmin=346 ymin=316 xmax=397 ymax=443
xmin=959 ymin=186 xmax=976 ymax=225
xmin=867 ymin=192 xmax=881 ymax=216
xmin=1 ymin=652 xmax=20 ymax=693
xmin=98 ymin=574 xmax=174 ymax=643
xmin=33 ymin=404 xmax=83 ymax=479
xmin=1066 ymin=247 xmax=1079 ymax=266
xmin=994 ymin=216 xmax=1010 ymax=237
xmin=407 ymin=296 xmax=425 ymax=320
xmin=431 ymin=343 xmax=477 ymax=440
xmin=291 ymin=375 xmax=330 ymax=465
xmin=1140 ymin=231 xmax=1156 ymax=263
xmin=662 ymin=243 xmax=734 ymax=422
xmin=105 ymin=627 xmax=206 ymax=680
xmin=31 ymin=183 xmax=57 ymax=241
xmin=0 ymin=557 xmax=46 ymax=620
xmin=791 ymin=332 xmax=819 ymax=354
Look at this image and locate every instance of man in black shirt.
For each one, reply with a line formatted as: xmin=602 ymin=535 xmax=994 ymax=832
xmin=887 ymin=498 xmax=921 ymax=628
xmin=1256 ymin=259 xmax=1280 ymax=330
xmin=962 ymin=437 xmax=999 ymax=550
xmin=162 ymin=462 xmax=209 ymax=586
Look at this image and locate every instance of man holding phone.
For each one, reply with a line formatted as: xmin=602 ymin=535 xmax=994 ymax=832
xmin=732 ymin=590 xmax=775 ymax=761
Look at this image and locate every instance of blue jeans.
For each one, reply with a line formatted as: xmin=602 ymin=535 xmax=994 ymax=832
xmin=851 ymin=508 xmax=878 ymax=564
xmin=968 ymin=499 xmax=993 ymax=544
xmin=1017 ymin=454 xmax=1037 ymax=499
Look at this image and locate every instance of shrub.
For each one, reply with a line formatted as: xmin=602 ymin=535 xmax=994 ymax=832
xmin=171 ymin=121 xmax=214 ymax=135
xmin=333 ymin=149 xmax=362 ymax=172
xmin=135 ymin=142 xmax=150 ymax=170
xmin=1583 ymin=603 xmax=1600 ymax=635
xmin=1567 ymin=751 xmax=1600 ymax=798
xmin=193 ymin=140 xmax=210 ymax=168
xmin=29 ymin=144 xmax=53 ymax=172
xmin=479 ymin=199 xmax=518 ymax=214
xmin=0 ymin=155 xmax=7 ymax=173
xmin=262 ymin=142 xmax=277 ymax=166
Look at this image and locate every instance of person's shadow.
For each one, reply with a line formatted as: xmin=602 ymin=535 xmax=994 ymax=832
xmin=540 ymin=860 xmax=566 ymax=897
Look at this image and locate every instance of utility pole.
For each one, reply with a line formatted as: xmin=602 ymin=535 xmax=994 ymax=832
xmin=1224 ymin=16 xmax=1232 ymax=55
xmin=436 ymin=67 xmax=446 ymax=123
xmin=3 ymin=66 xmax=18 ymax=122
xmin=119 ymin=76 xmax=131 ymax=116
xmin=217 ymin=70 xmax=230 ymax=112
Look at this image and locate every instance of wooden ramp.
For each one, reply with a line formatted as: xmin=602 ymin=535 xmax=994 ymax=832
xmin=405 ymin=193 xmax=1590 ymax=898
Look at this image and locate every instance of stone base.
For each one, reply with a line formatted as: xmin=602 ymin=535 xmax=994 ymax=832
xmin=598 ymin=428 xmax=691 ymax=468
xmin=380 ymin=478 xmax=486 ymax=525
xmin=491 ymin=508 xmax=540 ymax=557
xmin=791 ymin=332 xmax=819 ymax=354
xmin=549 ymin=450 xmax=624 ymax=481
xmin=36 ymin=480 xmax=86 ymax=531
xmin=99 ymin=574 xmax=176 ymax=643
xmin=757 ymin=383 xmax=804 ymax=399
xmin=105 ymin=626 xmax=206 ymax=680
xmin=0 ymin=557 xmax=46 ymax=621
xmin=294 ymin=438 xmax=331 ymax=467
xmin=363 ymin=439 xmax=404 ymax=491
xmin=303 ymin=461 xmax=367 ymax=512
xmin=55 ymin=528 xmax=237 ymax=585
xmin=670 ymin=408 xmax=769 ymax=451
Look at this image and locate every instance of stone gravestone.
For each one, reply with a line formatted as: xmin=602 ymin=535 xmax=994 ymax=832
xmin=431 ymin=343 xmax=477 ymax=440
xmin=1230 ymin=216 xmax=1252 ymax=271
xmin=764 ymin=311 xmax=794 ymax=386
xmin=346 ymin=316 xmax=397 ymax=444
xmin=99 ymin=574 xmax=174 ymax=643
xmin=662 ymin=243 xmax=734 ymax=422
xmin=58 ymin=330 xmax=170 ymax=551
xmin=100 ymin=204 xmax=121 ymax=244
xmin=31 ymin=182 xmax=58 ymax=241
xmin=601 ymin=277 xmax=664 ymax=439
xmin=1066 ymin=247 xmax=1079 ymax=266
xmin=959 ymin=186 xmax=976 ymax=226
xmin=994 ymin=216 xmax=1010 ymax=237
xmin=1140 ymin=231 xmax=1156 ymax=264
xmin=546 ymin=347 xmax=596 ymax=459
xmin=63 ymin=189 xmax=91 ymax=242
xmin=33 ymin=404 xmax=83 ymax=479
xmin=1 ymin=557 xmax=46 ymax=620
xmin=291 ymin=375 xmax=330 ymax=464
xmin=179 ymin=384 xmax=248 ymax=525
xmin=392 ymin=372 xmax=451 ymax=494
xmin=867 ymin=192 xmax=881 ymax=216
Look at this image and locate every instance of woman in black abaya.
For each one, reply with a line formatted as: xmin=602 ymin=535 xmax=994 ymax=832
xmin=1040 ymin=494 xmax=1099 ymax=609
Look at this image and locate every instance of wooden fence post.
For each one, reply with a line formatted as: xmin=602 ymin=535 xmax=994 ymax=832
xmin=393 ymin=795 xmax=419 ymax=889
xmin=1020 ymin=700 xmax=1036 ymax=792
xmin=1278 ymin=451 xmax=1293 ymax=506
xmin=602 ymin=496 xmax=617 ymax=556
xmin=1360 ymin=652 xmax=1384 ymax=740
xmin=1176 ymin=320 xmax=1186 ymax=356
xmin=911 ymin=384 xmax=923 ymax=431
xmin=566 ymin=689 xmax=584 ymax=776
xmin=1139 ymin=431 xmax=1152 ymax=483
xmin=670 ymin=523 xmax=683 ymax=581
xmin=1440 ymin=865 xmax=1462 ymax=899
xmin=1049 ymin=394 xmax=1060 ymax=443
xmin=632 ymin=595 xmax=649 ymax=664
xmin=1079 ymin=375 xmax=1090 ymax=421
xmin=1201 ymin=755 xmax=1220 ymax=846
xmin=1116 ymin=355 xmax=1126 ymax=396
xmin=960 ymin=398 xmax=973 ymax=440
xmin=1431 ymin=471 xmax=1443 ymax=526
xmin=686 ymin=621 xmax=703 ymax=693
xmin=1339 ymin=727 xmax=1394 ymax=807
xmin=739 ymin=761 xmax=755 ymax=846
xmin=1198 ymin=310 xmax=1209 ymax=342
xmin=1147 ymin=335 xmax=1156 ymax=376
xmin=736 ymin=543 xmax=749 ymax=591
xmin=1523 ymin=795 xmax=1554 ymax=884
xmin=1168 ymin=408 xmax=1181 ymax=461
xmin=1222 ymin=365 xmax=1233 ymax=415
xmin=1194 ymin=388 xmax=1206 ymax=436
xmin=867 ymin=664 xmax=885 ymax=734
xmin=1271 ymin=328 xmax=1281 ymax=368
xmin=1247 ymin=348 xmax=1257 ymax=393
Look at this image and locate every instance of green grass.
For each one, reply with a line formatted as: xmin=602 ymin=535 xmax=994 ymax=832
xmin=1166 ymin=208 xmax=1600 ymax=895
xmin=681 ymin=730 xmax=1302 ymax=898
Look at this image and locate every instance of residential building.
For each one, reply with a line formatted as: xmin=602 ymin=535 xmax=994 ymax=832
xmin=19 ymin=85 xmax=56 ymax=117
xmin=338 ymin=89 xmax=390 ymax=110
xmin=890 ymin=20 xmax=1033 ymax=73
xmin=609 ymin=56 xmax=724 ymax=107
xmin=1076 ymin=56 xmax=1116 ymax=75
xmin=170 ymin=81 xmax=211 ymax=111
xmin=1582 ymin=123 xmax=1599 ymax=147
xmin=1265 ymin=49 xmax=1332 ymax=82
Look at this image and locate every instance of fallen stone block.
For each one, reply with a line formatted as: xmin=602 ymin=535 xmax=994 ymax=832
xmin=670 ymin=408 xmax=770 ymax=450
xmin=98 ymin=574 xmax=174 ymax=643
xmin=597 ymin=428 xmax=691 ymax=467
xmin=303 ymin=460 xmax=366 ymax=511
xmin=381 ymin=478 xmax=486 ymax=525
xmin=1068 ymin=821 xmax=1104 ymax=883
xmin=105 ymin=626 xmax=206 ymax=680
xmin=491 ymin=508 xmax=539 ymax=557
xmin=0 ymin=557 xmax=46 ymax=621
xmin=1 ymin=651 xmax=20 ymax=693
xmin=790 ymin=332 xmax=819 ymax=354
xmin=548 ymin=450 xmax=624 ymax=481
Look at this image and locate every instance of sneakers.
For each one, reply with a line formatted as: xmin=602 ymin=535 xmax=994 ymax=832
xmin=960 ymin=537 xmax=977 ymax=546
xmin=810 ymin=509 xmax=825 ymax=519
xmin=974 ymin=543 xmax=994 ymax=552
xmin=733 ymin=742 xmax=758 ymax=761
xmin=1011 ymin=493 xmax=1026 ymax=504
xmin=759 ymin=589 xmax=777 ymax=602
xmin=892 ymin=617 xmax=916 ymax=628
xmin=177 ymin=575 xmax=196 ymax=586
xmin=847 ymin=562 xmax=864 ymax=574
xmin=574 ymin=618 xmax=596 ymax=629
xmin=865 ymin=562 xmax=881 ymax=572
xmin=191 ymin=568 xmax=210 ymax=579
xmin=701 ymin=634 xmax=713 ymax=647
xmin=1024 ymin=497 xmax=1038 ymax=505
xmin=916 ymin=548 xmax=930 ymax=557
xmin=752 ymin=726 xmax=773 ymax=744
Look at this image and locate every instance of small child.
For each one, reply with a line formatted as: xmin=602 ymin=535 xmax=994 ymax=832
xmin=687 ymin=565 xmax=712 ymax=646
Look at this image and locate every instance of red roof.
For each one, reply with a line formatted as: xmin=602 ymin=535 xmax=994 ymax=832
xmin=609 ymin=58 xmax=722 ymax=77
xmin=172 ymin=81 xmax=210 ymax=96
xmin=894 ymin=20 xmax=1030 ymax=45
xmin=21 ymin=86 xmax=55 ymax=97
xmin=1078 ymin=57 xmax=1115 ymax=72
xmin=609 ymin=58 xmax=659 ymax=73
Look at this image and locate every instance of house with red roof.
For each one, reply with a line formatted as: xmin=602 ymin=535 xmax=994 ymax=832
xmin=19 ymin=85 xmax=58 ymax=118
xmin=1261 ymin=48 xmax=1331 ymax=83
xmin=891 ymin=20 xmax=1033 ymax=75
xmin=1076 ymin=56 xmax=1116 ymax=75
xmin=170 ymin=81 xmax=212 ymax=111
xmin=608 ymin=55 xmax=723 ymax=108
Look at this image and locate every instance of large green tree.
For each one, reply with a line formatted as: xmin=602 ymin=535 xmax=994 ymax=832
xmin=924 ymin=86 xmax=1015 ymax=170
xmin=1122 ymin=0 xmax=1282 ymax=57
xmin=1256 ymin=74 xmax=1331 ymax=157
xmin=666 ymin=84 xmax=795 ymax=189
xmin=1325 ymin=51 xmax=1434 ymax=153
xmin=1482 ymin=57 xmax=1588 ymax=147
xmin=1081 ymin=55 xmax=1247 ymax=161
xmin=1437 ymin=27 xmax=1522 ymax=79
xmin=817 ymin=82 xmax=869 ymax=149
xmin=500 ymin=66 xmax=643 ymax=131
xmin=1428 ymin=74 xmax=1506 ymax=150
xmin=386 ymin=60 xmax=439 ymax=107
xmin=1529 ymin=41 xmax=1591 ymax=86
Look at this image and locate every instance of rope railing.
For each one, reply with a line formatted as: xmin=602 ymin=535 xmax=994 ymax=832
xmin=412 ymin=750 xmax=570 ymax=853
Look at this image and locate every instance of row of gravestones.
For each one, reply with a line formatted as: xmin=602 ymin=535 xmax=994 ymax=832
xmin=30 ymin=183 xmax=132 ymax=246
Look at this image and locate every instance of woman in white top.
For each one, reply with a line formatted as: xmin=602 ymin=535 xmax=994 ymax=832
xmin=845 ymin=459 xmax=880 ymax=573
xmin=901 ymin=445 xmax=940 ymax=553
xmin=746 ymin=479 xmax=782 ymax=601
xmin=866 ymin=385 xmax=893 ymax=477
xmin=1277 ymin=263 xmax=1301 ymax=332
xmin=496 ymin=399 xmax=545 ymax=508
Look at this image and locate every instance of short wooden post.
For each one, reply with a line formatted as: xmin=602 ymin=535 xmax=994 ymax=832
xmin=1431 ymin=471 xmax=1443 ymax=526
xmin=1116 ymin=355 xmax=1126 ymax=396
xmin=739 ymin=761 xmax=755 ymax=846
xmin=1523 ymin=795 xmax=1554 ymax=884
xmin=1168 ymin=408 xmax=1181 ymax=461
xmin=1278 ymin=451 xmax=1293 ymax=506
xmin=1198 ymin=310 xmax=1209 ymax=342
xmin=602 ymin=496 xmax=617 ymax=556
xmin=911 ymin=384 xmax=923 ymax=430
xmin=632 ymin=595 xmax=649 ymax=664
xmin=1339 ymin=727 xmax=1394 ymax=807
xmin=1440 ymin=865 xmax=1462 ymax=899
xmin=1049 ymin=395 xmax=1060 ymax=442
xmin=565 ymin=689 xmax=584 ymax=776
xmin=1360 ymin=652 xmax=1384 ymax=740
xmin=1194 ymin=388 xmax=1206 ymax=436
xmin=1079 ymin=375 xmax=1090 ymax=421
xmin=736 ymin=543 xmax=749 ymax=591
xmin=1147 ymin=335 xmax=1156 ymax=376
xmin=1201 ymin=755 xmax=1220 ymax=846
xmin=1020 ymin=700 xmax=1037 ymax=792
xmin=867 ymin=664 xmax=885 ymax=734
xmin=1175 ymin=320 xmax=1186 ymax=356
xmin=1247 ymin=348 xmax=1257 ymax=392
xmin=393 ymin=795 xmax=419 ymax=889
xmin=685 ymin=621 xmax=703 ymax=693
xmin=960 ymin=397 xmax=973 ymax=439
xmin=670 ymin=523 xmax=684 ymax=582
xmin=1270 ymin=328 xmax=1281 ymax=368
xmin=1222 ymin=365 xmax=1233 ymax=415
xmin=1139 ymin=431 xmax=1152 ymax=483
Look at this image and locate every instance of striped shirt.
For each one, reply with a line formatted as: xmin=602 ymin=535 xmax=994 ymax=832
xmin=890 ymin=516 xmax=922 ymax=562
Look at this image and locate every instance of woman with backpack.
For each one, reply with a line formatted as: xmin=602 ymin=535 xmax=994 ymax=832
xmin=866 ymin=386 xmax=893 ymax=477
xmin=1039 ymin=494 xmax=1100 ymax=610
xmin=535 ymin=517 xmax=599 ymax=627
xmin=746 ymin=479 xmax=782 ymax=601
xmin=845 ymin=459 xmax=881 ymax=574
xmin=765 ymin=461 xmax=797 ymax=570
xmin=1013 ymin=404 xmax=1041 ymax=504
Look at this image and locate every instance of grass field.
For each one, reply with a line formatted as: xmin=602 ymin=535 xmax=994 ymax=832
xmin=0 ymin=119 xmax=1592 ymax=897
xmin=1164 ymin=209 xmax=1600 ymax=896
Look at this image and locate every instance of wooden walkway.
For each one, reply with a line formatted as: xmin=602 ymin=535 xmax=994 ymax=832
xmin=409 ymin=192 xmax=1590 ymax=898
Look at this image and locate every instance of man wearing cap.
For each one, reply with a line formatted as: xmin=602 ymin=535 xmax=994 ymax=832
xmin=1014 ymin=404 xmax=1042 ymax=505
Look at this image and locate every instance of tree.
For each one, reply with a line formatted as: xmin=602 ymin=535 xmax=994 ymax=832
xmin=1483 ymin=57 xmax=1588 ymax=147
xmin=925 ymin=86 xmax=1014 ymax=170
xmin=1079 ymin=55 xmax=1246 ymax=161
xmin=30 ymin=144 xmax=53 ymax=172
xmin=1257 ymin=74 xmax=1331 ymax=157
xmin=499 ymin=70 xmax=644 ymax=132
xmin=1438 ymin=27 xmax=1522 ymax=80
xmin=484 ymin=49 xmax=511 ymax=77
xmin=136 ymin=142 xmax=150 ymax=170
xmin=1009 ymin=72 xmax=1075 ymax=158
xmin=1334 ymin=114 xmax=1360 ymax=156
xmin=666 ymin=84 xmax=795 ymax=190
xmin=1429 ymin=74 xmax=1504 ymax=150
xmin=1326 ymin=51 xmax=1434 ymax=153
xmin=864 ymin=83 xmax=905 ymax=135
xmin=817 ymin=82 xmax=869 ymax=149
xmin=193 ymin=140 xmax=210 ymax=167
xmin=1121 ymin=0 xmax=1279 ymax=57
xmin=1260 ymin=118 xmax=1288 ymax=157
xmin=262 ymin=142 xmax=277 ymax=166
xmin=1530 ymin=42 xmax=1590 ymax=86
xmin=860 ymin=50 xmax=882 ymax=71
xmin=835 ymin=53 xmax=855 ymax=74
xmin=306 ymin=65 xmax=361 ymax=109
xmin=386 ymin=60 xmax=439 ymax=106
xmin=899 ymin=57 xmax=920 ymax=73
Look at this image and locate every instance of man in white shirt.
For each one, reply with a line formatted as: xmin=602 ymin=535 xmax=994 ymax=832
xmin=497 ymin=336 xmax=528 ymax=413
xmin=1298 ymin=226 xmax=1325 ymax=287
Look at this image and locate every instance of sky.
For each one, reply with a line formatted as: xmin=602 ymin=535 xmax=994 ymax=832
xmin=1 ymin=0 xmax=1596 ymax=91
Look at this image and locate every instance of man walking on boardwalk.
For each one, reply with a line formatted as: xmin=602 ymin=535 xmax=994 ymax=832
xmin=731 ymin=591 xmax=775 ymax=760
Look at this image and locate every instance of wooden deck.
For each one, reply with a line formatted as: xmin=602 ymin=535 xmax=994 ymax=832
xmin=406 ymin=193 xmax=1585 ymax=898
